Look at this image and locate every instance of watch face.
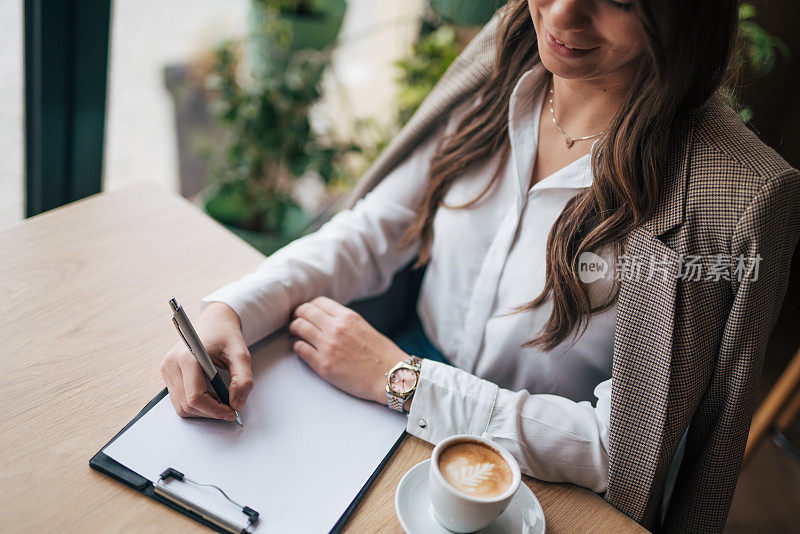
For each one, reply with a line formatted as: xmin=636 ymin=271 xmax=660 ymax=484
xmin=389 ymin=367 xmax=418 ymax=395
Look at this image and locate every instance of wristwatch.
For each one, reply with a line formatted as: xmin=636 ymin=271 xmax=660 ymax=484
xmin=385 ymin=356 xmax=422 ymax=412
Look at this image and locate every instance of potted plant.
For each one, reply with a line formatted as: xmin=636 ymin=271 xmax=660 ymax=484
xmin=394 ymin=25 xmax=462 ymax=125
xmin=200 ymin=0 xmax=357 ymax=255
xmin=721 ymin=2 xmax=790 ymax=123
xmin=250 ymin=0 xmax=347 ymax=53
xmin=428 ymin=0 xmax=507 ymax=27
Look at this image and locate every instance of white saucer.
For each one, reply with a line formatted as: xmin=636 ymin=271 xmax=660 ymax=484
xmin=395 ymin=459 xmax=546 ymax=534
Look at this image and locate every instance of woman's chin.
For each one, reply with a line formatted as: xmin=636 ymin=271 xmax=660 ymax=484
xmin=539 ymin=55 xmax=591 ymax=80
xmin=540 ymin=49 xmax=616 ymax=83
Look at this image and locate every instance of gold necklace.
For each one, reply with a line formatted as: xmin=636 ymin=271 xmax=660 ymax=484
xmin=548 ymin=81 xmax=604 ymax=148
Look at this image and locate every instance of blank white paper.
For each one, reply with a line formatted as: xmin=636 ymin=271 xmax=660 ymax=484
xmin=104 ymin=330 xmax=407 ymax=533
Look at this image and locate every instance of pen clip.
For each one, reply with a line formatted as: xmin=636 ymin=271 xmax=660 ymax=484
xmin=172 ymin=316 xmax=195 ymax=356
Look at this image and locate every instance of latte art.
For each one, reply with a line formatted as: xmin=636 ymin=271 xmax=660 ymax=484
xmin=445 ymin=461 xmax=496 ymax=490
xmin=438 ymin=441 xmax=513 ymax=498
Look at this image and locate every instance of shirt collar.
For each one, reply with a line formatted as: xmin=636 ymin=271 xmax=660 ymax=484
xmin=507 ymin=65 xmax=597 ymax=209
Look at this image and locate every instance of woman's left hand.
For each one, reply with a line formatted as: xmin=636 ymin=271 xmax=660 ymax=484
xmin=288 ymin=296 xmax=409 ymax=404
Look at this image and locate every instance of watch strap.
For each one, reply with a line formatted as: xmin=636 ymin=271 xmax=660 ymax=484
xmin=386 ymin=356 xmax=422 ymax=412
xmin=387 ymin=393 xmax=406 ymax=412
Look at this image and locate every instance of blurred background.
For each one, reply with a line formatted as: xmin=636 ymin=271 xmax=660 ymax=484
xmin=1 ymin=1 xmax=799 ymax=531
xmin=3 ymin=0 xmax=498 ymax=248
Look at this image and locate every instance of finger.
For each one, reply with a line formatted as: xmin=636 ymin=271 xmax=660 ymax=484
xmin=292 ymin=339 xmax=322 ymax=372
xmin=294 ymin=301 xmax=335 ymax=329
xmin=179 ymin=354 xmax=236 ymax=420
xmin=310 ymin=296 xmax=345 ymax=317
xmin=189 ymin=380 xmax=222 ymax=405
xmin=220 ymin=346 xmax=254 ymax=411
xmin=288 ymin=317 xmax=325 ymax=349
xmin=163 ymin=365 xmax=189 ymax=417
xmin=164 ymin=362 xmax=199 ymax=417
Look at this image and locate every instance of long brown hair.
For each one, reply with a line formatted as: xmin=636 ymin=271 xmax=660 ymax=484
xmin=398 ymin=0 xmax=738 ymax=352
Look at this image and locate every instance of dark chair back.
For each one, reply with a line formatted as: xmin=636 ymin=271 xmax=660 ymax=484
xmin=347 ymin=261 xmax=426 ymax=339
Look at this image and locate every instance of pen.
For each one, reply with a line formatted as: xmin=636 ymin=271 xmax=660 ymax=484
xmin=169 ymin=297 xmax=243 ymax=427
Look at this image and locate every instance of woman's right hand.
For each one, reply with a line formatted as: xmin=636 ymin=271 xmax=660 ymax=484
xmin=160 ymin=302 xmax=254 ymax=420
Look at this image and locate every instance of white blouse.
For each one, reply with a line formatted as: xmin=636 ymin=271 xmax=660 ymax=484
xmin=201 ymin=65 xmax=618 ymax=493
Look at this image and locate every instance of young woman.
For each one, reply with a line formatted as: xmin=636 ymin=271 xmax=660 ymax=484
xmin=160 ymin=1 xmax=800 ymax=532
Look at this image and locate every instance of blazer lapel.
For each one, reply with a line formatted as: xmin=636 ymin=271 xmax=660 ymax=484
xmin=605 ymin=226 xmax=681 ymax=523
xmin=605 ymin=115 xmax=693 ymax=524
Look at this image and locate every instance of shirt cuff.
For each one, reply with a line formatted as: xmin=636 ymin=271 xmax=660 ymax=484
xmin=199 ymin=276 xmax=291 ymax=347
xmin=406 ymin=359 xmax=499 ymax=444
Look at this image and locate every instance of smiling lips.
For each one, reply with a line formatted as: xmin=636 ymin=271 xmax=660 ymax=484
xmin=544 ymin=30 xmax=597 ymax=58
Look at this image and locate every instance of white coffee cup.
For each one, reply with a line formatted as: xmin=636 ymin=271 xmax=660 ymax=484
xmin=428 ymin=433 xmax=521 ymax=533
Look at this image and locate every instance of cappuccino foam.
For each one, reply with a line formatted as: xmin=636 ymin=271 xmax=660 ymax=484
xmin=438 ymin=441 xmax=513 ymax=498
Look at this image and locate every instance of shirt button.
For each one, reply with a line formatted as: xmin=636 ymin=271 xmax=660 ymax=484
xmin=418 ymin=419 xmax=427 ymax=429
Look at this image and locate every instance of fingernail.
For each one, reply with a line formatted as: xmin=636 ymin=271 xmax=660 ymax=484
xmin=226 ymin=413 xmax=236 ymax=421
xmin=232 ymin=396 xmax=244 ymax=410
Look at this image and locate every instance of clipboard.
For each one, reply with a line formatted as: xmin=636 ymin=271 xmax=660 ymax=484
xmin=90 ymin=386 xmax=406 ymax=534
xmin=90 ymin=265 xmax=424 ymax=533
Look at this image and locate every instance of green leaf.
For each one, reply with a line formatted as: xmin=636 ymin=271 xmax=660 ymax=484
xmin=739 ymin=3 xmax=756 ymax=20
xmin=726 ymin=1 xmax=791 ymax=123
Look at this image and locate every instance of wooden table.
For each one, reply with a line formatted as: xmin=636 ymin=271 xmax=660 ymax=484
xmin=0 ymin=184 xmax=647 ymax=533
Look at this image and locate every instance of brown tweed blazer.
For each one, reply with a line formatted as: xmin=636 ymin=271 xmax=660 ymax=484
xmin=339 ymin=9 xmax=800 ymax=534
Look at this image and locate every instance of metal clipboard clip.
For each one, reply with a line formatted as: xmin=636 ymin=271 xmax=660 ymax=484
xmin=154 ymin=468 xmax=259 ymax=534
